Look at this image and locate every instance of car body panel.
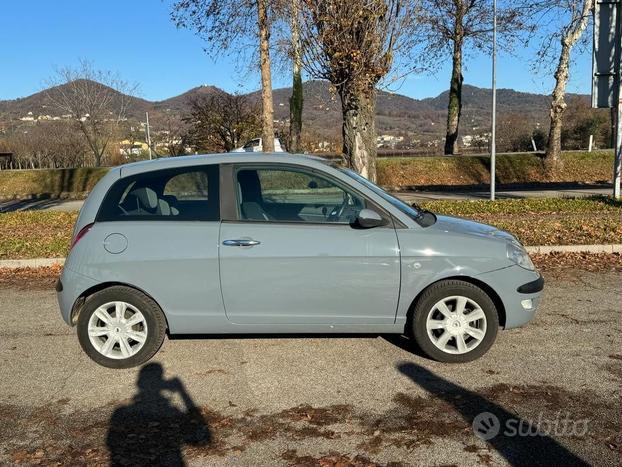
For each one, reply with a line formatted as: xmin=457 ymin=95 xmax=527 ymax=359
xmin=63 ymin=220 xmax=223 ymax=334
xmin=219 ymin=222 xmax=400 ymax=325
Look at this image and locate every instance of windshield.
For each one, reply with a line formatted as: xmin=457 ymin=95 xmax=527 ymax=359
xmin=340 ymin=168 xmax=425 ymax=222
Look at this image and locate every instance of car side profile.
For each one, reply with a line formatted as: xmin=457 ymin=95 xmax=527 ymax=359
xmin=57 ymin=153 xmax=544 ymax=368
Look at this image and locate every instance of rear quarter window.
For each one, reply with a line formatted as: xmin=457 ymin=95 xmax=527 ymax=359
xmin=97 ymin=164 xmax=219 ymax=222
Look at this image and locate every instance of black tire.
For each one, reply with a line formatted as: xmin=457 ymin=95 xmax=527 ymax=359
xmin=410 ymin=280 xmax=499 ymax=363
xmin=77 ymin=286 xmax=167 ymax=369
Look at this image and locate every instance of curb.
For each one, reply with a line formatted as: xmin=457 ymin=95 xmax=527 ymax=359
xmin=1 ymin=244 xmax=621 ymax=269
xmin=0 ymin=258 xmax=65 ymax=269
xmin=525 ymin=244 xmax=622 ymax=255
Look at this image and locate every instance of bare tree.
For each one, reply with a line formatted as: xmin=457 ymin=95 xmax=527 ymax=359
xmin=149 ymin=110 xmax=190 ymax=156
xmin=45 ymin=60 xmax=137 ymax=166
xmin=185 ymin=92 xmax=261 ymax=152
xmin=299 ymin=0 xmax=417 ymax=181
xmin=417 ymin=1 xmax=532 ymax=155
xmin=3 ymin=121 xmax=88 ymax=169
xmin=535 ymin=0 xmax=594 ymax=166
xmin=172 ymin=0 xmax=276 ymax=152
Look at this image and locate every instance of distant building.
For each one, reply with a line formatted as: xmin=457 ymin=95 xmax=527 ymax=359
xmin=376 ymin=134 xmax=404 ymax=148
xmin=119 ymin=140 xmax=149 ymax=156
xmin=20 ymin=111 xmax=35 ymax=122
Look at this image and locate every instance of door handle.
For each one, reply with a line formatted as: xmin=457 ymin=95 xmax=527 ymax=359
xmin=223 ymin=239 xmax=261 ymax=247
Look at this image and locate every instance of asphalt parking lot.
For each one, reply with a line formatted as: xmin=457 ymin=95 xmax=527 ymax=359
xmin=0 ymin=268 xmax=621 ymax=466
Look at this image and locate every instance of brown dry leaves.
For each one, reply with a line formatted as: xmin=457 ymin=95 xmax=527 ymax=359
xmin=533 ymin=252 xmax=622 ymax=279
xmin=0 ymin=211 xmax=77 ymax=259
xmin=0 ymin=265 xmax=62 ymax=289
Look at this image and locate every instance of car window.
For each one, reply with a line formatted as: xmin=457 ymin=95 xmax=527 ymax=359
xmin=164 ymin=171 xmax=209 ymax=200
xmin=97 ymin=165 xmax=219 ymax=221
xmin=235 ymin=167 xmax=365 ymax=224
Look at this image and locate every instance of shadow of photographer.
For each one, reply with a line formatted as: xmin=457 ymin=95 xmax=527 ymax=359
xmin=397 ymin=361 xmax=588 ymax=466
xmin=107 ymin=363 xmax=210 ymax=466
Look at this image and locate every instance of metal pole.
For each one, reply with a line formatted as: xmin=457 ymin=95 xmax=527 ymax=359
xmin=490 ymin=0 xmax=497 ymax=201
xmin=145 ymin=112 xmax=153 ymax=160
xmin=615 ymin=4 xmax=622 ymax=199
xmin=588 ymin=134 xmax=594 ymax=152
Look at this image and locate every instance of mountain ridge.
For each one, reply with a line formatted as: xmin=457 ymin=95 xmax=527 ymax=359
xmin=0 ymin=79 xmax=590 ymax=143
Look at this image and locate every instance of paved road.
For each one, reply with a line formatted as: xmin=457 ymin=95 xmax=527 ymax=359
xmin=0 ymin=271 xmax=620 ymax=465
xmin=0 ymin=198 xmax=84 ymax=213
xmin=0 ymin=186 xmax=613 ymax=213
xmin=397 ymin=186 xmax=612 ymax=202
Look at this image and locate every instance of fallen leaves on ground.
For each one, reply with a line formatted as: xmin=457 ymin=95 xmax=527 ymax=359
xmin=0 ymin=265 xmax=62 ymax=289
xmin=0 ymin=211 xmax=76 ymax=259
xmin=533 ymin=253 xmax=622 ymax=280
xmin=0 ymin=197 xmax=621 ymax=259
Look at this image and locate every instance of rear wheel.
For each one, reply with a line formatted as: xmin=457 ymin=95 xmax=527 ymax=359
xmin=77 ymin=286 xmax=166 ymax=369
xmin=411 ymin=280 xmax=499 ymax=363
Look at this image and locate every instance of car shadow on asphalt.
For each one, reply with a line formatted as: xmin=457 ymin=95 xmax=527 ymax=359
xmin=396 ymin=362 xmax=589 ymax=466
xmin=106 ymin=363 xmax=210 ymax=466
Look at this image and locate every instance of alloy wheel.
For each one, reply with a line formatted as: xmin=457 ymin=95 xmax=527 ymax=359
xmin=87 ymin=301 xmax=148 ymax=359
xmin=425 ymin=295 xmax=487 ymax=355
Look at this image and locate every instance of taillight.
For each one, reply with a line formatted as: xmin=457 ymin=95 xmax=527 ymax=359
xmin=70 ymin=223 xmax=94 ymax=250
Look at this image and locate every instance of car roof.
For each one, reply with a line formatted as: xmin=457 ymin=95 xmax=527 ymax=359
xmin=119 ymin=152 xmax=334 ymax=177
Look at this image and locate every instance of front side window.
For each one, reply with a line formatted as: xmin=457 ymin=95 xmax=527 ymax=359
xmin=235 ymin=167 xmax=365 ymax=224
xmin=98 ymin=165 xmax=219 ymax=221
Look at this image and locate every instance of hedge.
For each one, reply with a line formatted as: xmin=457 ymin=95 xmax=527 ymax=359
xmin=0 ymin=167 xmax=108 ymax=199
xmin=376 ymin=150 xmax=614 ymax=187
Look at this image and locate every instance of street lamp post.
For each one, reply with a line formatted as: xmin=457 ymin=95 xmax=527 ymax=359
xmin=490 ymin=0 xmax=497 ymax=201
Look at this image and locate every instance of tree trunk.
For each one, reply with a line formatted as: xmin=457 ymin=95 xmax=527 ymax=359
xmin=289 ymin=0 xmax=303 ymax=153
xmin=339 ymin=86 xmax=377 ymax=182
xmin=257 ymin=0 xmax=275 ymax=152
xmin=545 ymin=0 xmax=594 ymax=166
xmin=545 ymin=40 xmax=571 ymax=165
xmin=445 ymin=36 xmax=464 ymax=155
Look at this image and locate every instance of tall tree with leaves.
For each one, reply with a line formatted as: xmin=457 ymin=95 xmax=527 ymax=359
xmin=172 ymin=0 xmax=275 ymax=152
xmin=535 ymin=0 xmax=594 ymax=167
xmin=289 ymin=0 xmax=304 ymax=153
xmin=417 ymin=0 xmax=531 ymax=155
xmin=299 ymin=0 xmax=416 ymax=181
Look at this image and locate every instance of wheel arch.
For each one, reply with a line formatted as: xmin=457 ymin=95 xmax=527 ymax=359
xmin=70 ymin=281 xmax=170 ymax=330
xmin=404 ymin=275 xmax=507 ymax=334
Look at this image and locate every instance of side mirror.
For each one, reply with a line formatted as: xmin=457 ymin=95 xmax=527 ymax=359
xmin=355 ymin=209 xmax=388 ymax=228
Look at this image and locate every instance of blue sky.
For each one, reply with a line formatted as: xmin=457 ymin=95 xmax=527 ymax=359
xmin=1 ymin=0 xmax=593 ymax=101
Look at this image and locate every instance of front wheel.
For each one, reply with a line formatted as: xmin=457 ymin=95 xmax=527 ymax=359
xmin=77 ymin=286 xmax=167 ymax=369
xmin=411 ymin=280 xmax=499 ymax=363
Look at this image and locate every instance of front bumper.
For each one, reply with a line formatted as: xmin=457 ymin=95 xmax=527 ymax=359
xmin=477 ymin=265 xmax=544 ymax=329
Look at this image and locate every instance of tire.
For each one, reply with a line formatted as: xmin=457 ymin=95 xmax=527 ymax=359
xmin=410 ymin=280 xmax=499 ymax=363
xmin=77 ymin=286 xmax=167 ymax=369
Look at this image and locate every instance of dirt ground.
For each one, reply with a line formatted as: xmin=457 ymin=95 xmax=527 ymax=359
xmin=0 ymin=256 xmax=620 ymax=466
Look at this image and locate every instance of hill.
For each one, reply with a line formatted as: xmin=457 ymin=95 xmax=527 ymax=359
xmin=0 ymin=79 xmax=589 ymax=144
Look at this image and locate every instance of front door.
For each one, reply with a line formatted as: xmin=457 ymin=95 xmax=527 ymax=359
xmin=219 ymin=165 xmax=400 ymax=325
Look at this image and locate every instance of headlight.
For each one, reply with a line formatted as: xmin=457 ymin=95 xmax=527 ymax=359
xmin=506 ymin=242 xmax=535 ymax=270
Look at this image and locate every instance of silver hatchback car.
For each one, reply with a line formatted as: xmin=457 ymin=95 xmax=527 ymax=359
xmin=57 ymin=153 xmax=543 ymax=368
